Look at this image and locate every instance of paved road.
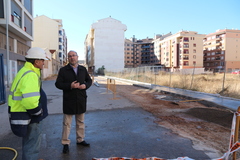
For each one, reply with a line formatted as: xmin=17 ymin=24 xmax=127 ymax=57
xmin=0 ymin=77 xmax=221 ymax=160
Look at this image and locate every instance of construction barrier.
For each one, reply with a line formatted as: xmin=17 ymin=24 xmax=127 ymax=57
xmin=93 ymin=106 xmax=240 ymax=160
xmin=107 ymin=78 xmax=119 ymax=100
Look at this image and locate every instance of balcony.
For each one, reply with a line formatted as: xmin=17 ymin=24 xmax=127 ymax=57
xmin=141 ymin=50 xmax=150 ymax=53
xmin=141 ymin=46 xmax=150 ymax=49
xmin=12 ymin=15 xmax=21 ymax=27
xmin=216 ymin=36 xmax=222 ymax=40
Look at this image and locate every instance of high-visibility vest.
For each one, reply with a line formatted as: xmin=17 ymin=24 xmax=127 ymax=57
xmin=8 ymin=62 xmax=42 ymax=125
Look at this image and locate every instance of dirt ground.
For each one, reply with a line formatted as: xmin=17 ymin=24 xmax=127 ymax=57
xmin=109 ymin=80 xmax=235 ymax=158
xmin=46 ymin=75 xmax=235 ymax=158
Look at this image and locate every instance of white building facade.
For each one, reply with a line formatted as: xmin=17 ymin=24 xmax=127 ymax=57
xmin=84 ymin=17 xmax=127 ymax=74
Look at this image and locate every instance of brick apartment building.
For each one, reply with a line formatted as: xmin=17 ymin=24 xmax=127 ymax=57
xmin=203 ymin=29 xmax=240 ymax=72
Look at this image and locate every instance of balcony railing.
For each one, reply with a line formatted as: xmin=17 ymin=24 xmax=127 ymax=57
xmin=141 ymin=46 xmax=150 ymax=49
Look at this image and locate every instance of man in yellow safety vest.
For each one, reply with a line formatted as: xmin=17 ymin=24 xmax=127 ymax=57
xmin=8 ymin=47 xmax=48 ymax=160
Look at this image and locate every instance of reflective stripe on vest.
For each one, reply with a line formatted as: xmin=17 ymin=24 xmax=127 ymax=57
xmin=10 ymin=70 xmax=40 ymax=101
xmin=10 ymin=92 xmax=40 ymax=100
xmin=31 ymin=109 xmax=42 ymax=116
xmin=11 ymin=119 xmax=30 ymax=125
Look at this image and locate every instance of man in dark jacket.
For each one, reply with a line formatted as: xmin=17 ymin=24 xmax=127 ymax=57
xmin=55 ymin=50 xmax=92 ymax=154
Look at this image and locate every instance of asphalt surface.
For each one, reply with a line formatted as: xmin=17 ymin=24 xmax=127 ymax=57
xmin=0 ymin=77 xmax=217 ymax=160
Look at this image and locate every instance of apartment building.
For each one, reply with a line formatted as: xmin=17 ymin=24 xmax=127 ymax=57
xmin=84 ymin=17 xmax=127 ymax=74
xmin=32 ymin=15 xmax=67 ymax=75
xmin=0 ymin=0 xmax=33 ymax=85
xmin=125 ymin=36 xmax=159 ymax=68
xmin=203 ymin=29 xmax=240 ymax=72
xmin=154 ymin=30 xmax=205 ymax=73
xmin=124 ymin=37 xmax=139 ymax=68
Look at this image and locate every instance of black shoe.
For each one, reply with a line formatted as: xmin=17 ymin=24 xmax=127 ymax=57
xmin=77 ymin=140 xmax=90 ymax=146
xmin=62 ymin=144 xmax=69 ymax=154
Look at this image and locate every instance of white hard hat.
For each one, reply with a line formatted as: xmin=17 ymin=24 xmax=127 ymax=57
xmin=25 ymin=47 xmax=48 ymax=60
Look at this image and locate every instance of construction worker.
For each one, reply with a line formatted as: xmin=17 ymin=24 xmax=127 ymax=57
xmin=8 ymin=47 xmax=48 ymax=160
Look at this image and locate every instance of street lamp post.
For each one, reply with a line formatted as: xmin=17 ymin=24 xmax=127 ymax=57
xmin=5 ymin=0 xmax=10 ymax=88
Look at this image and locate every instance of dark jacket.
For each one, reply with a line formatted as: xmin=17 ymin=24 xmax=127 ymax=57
xmin=55 ymin=64 xmax=92 ymax=114
xmin=30 ymin=87 xmax=48 ymax=123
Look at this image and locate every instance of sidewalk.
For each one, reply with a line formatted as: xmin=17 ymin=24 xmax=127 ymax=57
xmin=104 ymin=76 xmax=240 ymax=111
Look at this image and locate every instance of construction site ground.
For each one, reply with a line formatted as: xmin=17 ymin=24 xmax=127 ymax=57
xmin=0 ymin=75 xmax=236 ymax=160
xmin=96 ymin=76 xmax=234 ymax=157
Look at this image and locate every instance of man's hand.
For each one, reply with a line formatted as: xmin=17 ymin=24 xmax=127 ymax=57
xmin=78 ymin=84 xmax=86 ymax=89
xmin=71 ymin=81 xmax=86 ymax=89
xmin=71 ymin=81 xmax=80 ymax=89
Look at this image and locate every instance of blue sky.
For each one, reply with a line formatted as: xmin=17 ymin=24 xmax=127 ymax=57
xmin=34 ymin=0 xmax=240 ymax=59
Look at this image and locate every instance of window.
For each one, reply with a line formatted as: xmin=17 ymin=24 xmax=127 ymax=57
xmin=183 ymin=43 xmax=189 ymax=48
xmin=183 ymin=61 xmax=189 ymax=66
xmin=183 ymin=37 xmax=189 ymax=42
xmin=193 ymin=43 xmax=196 ymax=47
xmin=183 ymin=55 xmax=189 ymax=60
xmin=184 ymin=49 xmax=189 ymax=54
xmin=24 ymin=0 xmax=32 ymax=14
xmin=59 ymin=30 xmax=62 ymax=35
xmin=193 ymin=55 xmax=196 ymax=59
xmin=12 ymin=11 xmax=21 ymax=27
xmin=193 ymin=49 xmax=196 ymax=53
xmin=0 ymin=0 xmax=4 ymax=18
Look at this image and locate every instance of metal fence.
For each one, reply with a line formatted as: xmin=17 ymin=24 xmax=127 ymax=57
xmin=105 ymin=66 xmax=240 ymax=99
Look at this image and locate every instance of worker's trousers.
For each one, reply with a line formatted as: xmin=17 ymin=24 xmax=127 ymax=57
xmin=22 ymin=122 xmax=42 ymax=160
